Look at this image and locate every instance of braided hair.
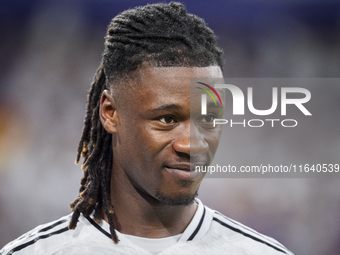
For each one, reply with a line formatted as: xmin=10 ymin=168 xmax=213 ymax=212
xmin=69 ymin=2 xmax=223 ymax=244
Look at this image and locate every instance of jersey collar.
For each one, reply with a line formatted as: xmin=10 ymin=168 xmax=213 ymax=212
xmin=85 ymin=198 xmax=212 ymax=243
xmin=178 ymin=198 xmax=212 ymax=242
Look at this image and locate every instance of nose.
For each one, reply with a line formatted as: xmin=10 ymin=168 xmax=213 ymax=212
xmin=172 ymin=121 xmax=209 ymax=157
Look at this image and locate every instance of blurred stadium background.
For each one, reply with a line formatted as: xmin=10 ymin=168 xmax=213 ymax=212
xmin=1 ymin=0 xmax=339 ymax=254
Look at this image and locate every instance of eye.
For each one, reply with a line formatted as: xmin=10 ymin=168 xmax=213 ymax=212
xmin=201 ymin=115 xmax=215 ymax=123
xmin=159 ymin=116 xmax=176 ymax=124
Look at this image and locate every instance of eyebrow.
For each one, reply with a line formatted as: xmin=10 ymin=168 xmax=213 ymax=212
xmin=146 ymin=104 xmax=183 ymax=114
xmin=207 ymin=102 xmax=223 ymax=108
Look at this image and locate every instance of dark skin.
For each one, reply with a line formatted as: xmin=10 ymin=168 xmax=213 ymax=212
xmin=100 ymin=66 xmax=224 ymax=238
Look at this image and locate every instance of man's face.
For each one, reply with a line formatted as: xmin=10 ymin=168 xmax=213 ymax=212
xmin=109 ymin=66 xmax=224 ymax=205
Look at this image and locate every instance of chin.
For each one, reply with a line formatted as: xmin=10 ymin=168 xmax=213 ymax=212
xmin=155 ymin=190 xmax=198 ymax=206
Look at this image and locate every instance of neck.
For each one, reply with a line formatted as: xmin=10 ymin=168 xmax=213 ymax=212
xmin=102 ymin=165 xmax=198 ymax=238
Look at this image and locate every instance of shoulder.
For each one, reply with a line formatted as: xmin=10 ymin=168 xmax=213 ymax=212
xmin=0 ymin=214 xmax=126 ymax=255
xmin=0 ymin=214 xmax=74 ymax=255
xmin=205 ymin=207 xmax=294 ymax=255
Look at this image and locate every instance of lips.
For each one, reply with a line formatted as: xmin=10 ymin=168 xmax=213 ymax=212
xmin=164 ymin=163 xmax=206 ymax=179
xmin=166 ymin=164 xmax=191 ymax=171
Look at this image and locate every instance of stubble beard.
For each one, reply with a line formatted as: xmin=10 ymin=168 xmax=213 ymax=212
xmin=155 ymin=182 xmax=198 ymax=206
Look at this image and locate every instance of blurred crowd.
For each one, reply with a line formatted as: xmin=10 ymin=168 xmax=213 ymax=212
xmin=0 ymin=1 xmax=339 ymax=255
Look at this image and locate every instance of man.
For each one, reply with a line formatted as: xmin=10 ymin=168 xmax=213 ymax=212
xmin=1 ymin=2 xmax=293 ymax=254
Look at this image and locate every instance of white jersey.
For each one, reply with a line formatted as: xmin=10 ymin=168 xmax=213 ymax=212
xmin=1 ymin=199 xmax=293 ymax=255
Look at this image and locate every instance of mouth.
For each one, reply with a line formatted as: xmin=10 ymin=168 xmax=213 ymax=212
xmin=164 ymin=163 xmax=205 ymax=180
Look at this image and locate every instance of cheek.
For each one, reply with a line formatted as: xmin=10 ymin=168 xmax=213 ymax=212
xmin=118 ymin=121 xmax=168 ymax=165
xmin=204 ymin=128 xmax=223 ymax=156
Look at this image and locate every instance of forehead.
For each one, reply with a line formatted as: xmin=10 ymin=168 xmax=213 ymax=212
xmin=114 ymin=66 xmax=223 ymax=112
xmin=131 ymin=66 xmax=222 ymax=93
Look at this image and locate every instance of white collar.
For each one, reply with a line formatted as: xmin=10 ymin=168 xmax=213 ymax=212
xmin=85 ymin=198 xmax=213 ymax=244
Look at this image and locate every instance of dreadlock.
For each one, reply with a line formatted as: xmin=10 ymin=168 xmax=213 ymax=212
xmin=69 ymin=2 xmax=223 ymax=244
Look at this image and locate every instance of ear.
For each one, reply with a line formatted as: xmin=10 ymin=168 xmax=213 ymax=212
xmin=100 ymin=90 xmax=118 ymax=134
